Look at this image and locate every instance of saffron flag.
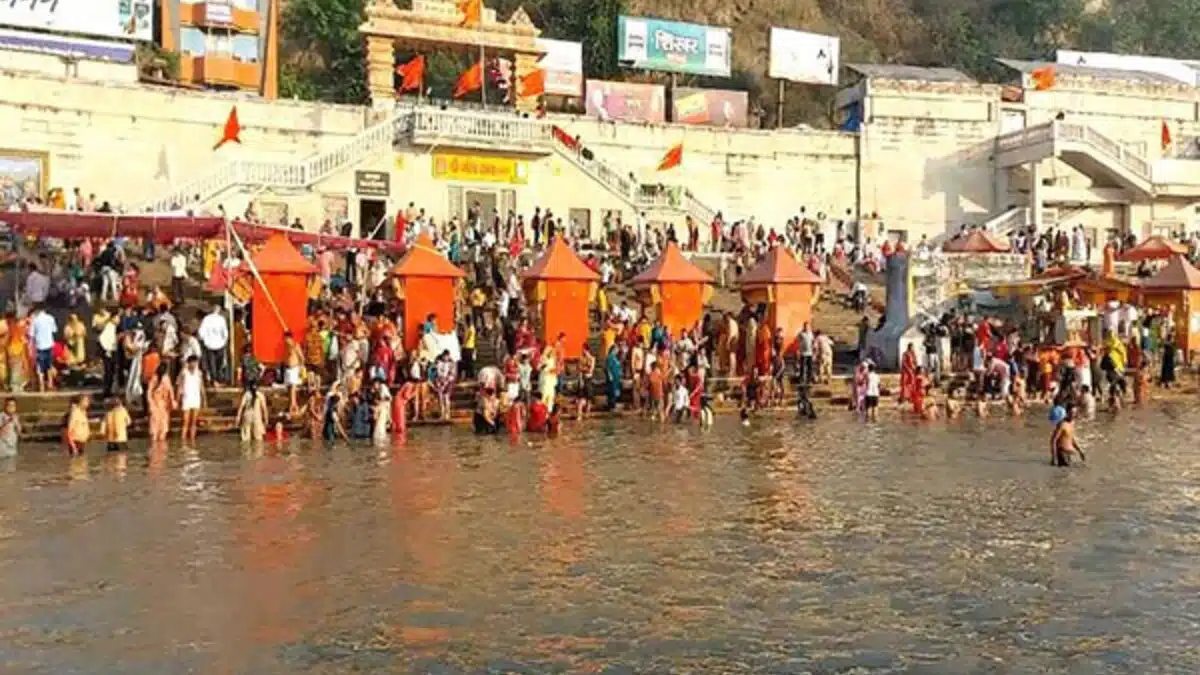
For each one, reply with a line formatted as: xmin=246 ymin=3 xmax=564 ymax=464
xmin=213 ymin=106 xmax=242 ymax=150
xmin=453 ymin=60 xmax=484 ymax=98
xmin=395 ymin=55 xmax=425 ymax=93
xmin=657 ymin=142 xmax=683 ymax=171
xmin=1162 ymin=120 xmax=1172 ymax=151
xmin=517 ymin=68 xmax=545 ymax=97
xmin=456 ymin=0 xmax=481 ymax=27
xmin=1031 ymin=66 xmax=1056 ymax=91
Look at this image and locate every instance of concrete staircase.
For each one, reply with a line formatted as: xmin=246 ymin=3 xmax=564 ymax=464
xmin=138 ymin=102 xmax=723 ymax=228
xmin=995 ymin=121 xmax=1156 ymax=195
xmin=549 ymin=128 xmax=719 ymax=226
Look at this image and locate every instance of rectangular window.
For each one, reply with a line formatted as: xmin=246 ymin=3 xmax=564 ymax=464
xmin=232 ymin=34 xmax=259 ymax=61
xmin=179 ymin=27 xmax=207 ymax=55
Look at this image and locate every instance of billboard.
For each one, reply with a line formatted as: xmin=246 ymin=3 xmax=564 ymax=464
xmin=769 ymin=27 xmax=839 ymax=86
xmin=536 ymin=38 xmax=584 ymax=97
xmin=1057 ymin=50 xmax=1200 ymax=86
xmin=617 ymin=16 xmax=731 ymax=78
xmin=585 ymin=79 xmax=666 ymax=123
xmin=672 ymin=87 xmax=748 ymax=127
xmin=0 ymin=0 xmax=154 ymax=42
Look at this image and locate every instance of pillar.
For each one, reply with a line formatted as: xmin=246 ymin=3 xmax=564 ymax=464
xmin=366 ymin=35 xmax=396 ymax=109
xmin=1030 ymin=161 xmax=1043 ymax=232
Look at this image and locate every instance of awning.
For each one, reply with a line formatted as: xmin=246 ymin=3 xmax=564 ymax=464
xmin=0 ymin=210 xmax=406 ymax=252
xmin=0 ymin=211 xmax=224 ymax=242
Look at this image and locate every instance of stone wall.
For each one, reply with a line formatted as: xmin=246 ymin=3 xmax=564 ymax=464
xmin=550 ymin=116 xmax=859 ymax=227
xmin=858 ymin=79 xmax=1003 ymax=242
xmin=0 ymin=69 xmax=369 ymax=209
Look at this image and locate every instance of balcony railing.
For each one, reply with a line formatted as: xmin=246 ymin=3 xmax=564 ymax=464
xmin=409 ymin=107 xmax=553 ymax=152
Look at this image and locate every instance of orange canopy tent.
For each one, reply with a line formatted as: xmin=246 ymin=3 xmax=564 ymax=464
xmin=1140 ymin=254 xmax=1200 ymax=355
xmin=941 ymin=229 xmax=1011 ymax=253
xmin=250 ymin=233 xmax=317 ymax=364
xmin=631 ymin=241 xmax=713 ymax=338
xmin=739 ymin=246 xmax=822 ymax=354
xmin=1117 ymin=235 xmax=1188 ymax=262
xmin=521 ymin=236 xmax=599 ymax=359
xmin=391 ymin=232 xmax=466 ymax=350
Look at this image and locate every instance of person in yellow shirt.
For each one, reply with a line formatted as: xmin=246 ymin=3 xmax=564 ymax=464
xmin=100 ymin=397 xmax=131 ymax=453
xmin=469 ymin=287 xmax=488 ymax=329
xmin=601 ymin=321 xmax=617 ymax=359
xmin=461 ymin=319 xmax=477 ymax=378
xmin=597 ymin=285 xmax=609 ymax=319
xmin=637 ymin=316 xmax=652 ymax=347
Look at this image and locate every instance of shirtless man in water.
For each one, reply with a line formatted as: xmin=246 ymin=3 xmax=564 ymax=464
xmin=1050 ymin=407 xmax=1086 ymax=467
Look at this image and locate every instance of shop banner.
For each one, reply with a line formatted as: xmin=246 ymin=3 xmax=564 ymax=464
xmin=536 ymin=37 xmax=583 ymax=97
xmin=585 ymin=79 xmax=666 ymax=123
xmin=617 ymin=15 xmax=731 ymax=77
xmin=769 ymin=27 xmax=839 ymax=85
xmin=0 ymin=0 xmax=154 ymax=41
xmin=672 ymin=87 xmax=748 ymax=127
xmin=432 ymin=152 xmax=529 ymax=184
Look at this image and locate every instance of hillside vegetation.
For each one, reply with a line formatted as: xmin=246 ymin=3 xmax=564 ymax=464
xmin=280 ymin=0 xmax=1200 ymax=126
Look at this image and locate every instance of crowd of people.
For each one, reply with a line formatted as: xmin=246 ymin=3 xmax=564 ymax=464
xmin=2 ymin=189 xmax=1192 ymax=463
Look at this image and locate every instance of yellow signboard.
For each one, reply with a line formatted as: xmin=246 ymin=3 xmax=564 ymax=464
xmin=431 ymin=152 xmax=529 ymax=184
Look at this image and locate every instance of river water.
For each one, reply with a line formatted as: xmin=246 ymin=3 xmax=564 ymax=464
xmin=2 ymin=405 xmax=1199 ymax=674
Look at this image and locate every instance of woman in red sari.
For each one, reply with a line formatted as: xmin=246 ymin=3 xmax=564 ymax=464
xmin=120 ymin=263 xmax=141 ymax=308
xmin=686 ymin=363 xmax=704 ymax=417
xmin=899 ymin=343 xmax=918 ymax=403
xmin=912 ymin=366 xmax=927 ymax=415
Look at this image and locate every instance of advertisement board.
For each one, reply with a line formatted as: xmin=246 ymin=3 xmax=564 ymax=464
xmin=672 ymin=87 xmax=748 ymax=127
xmin=432 ymin=152 xmax=529 ymax=185
xmin=536 ymin=38 xmax=584 ymax=97
xmin=769 ymin=27 xmax=839 ymax=86
xmin=585 ymin=79 xmax=666 ymax=123
xmin=0 ymin=0 xmax=154 ymax=42
xmin=617 ymin=15 xmax=731 ymax=78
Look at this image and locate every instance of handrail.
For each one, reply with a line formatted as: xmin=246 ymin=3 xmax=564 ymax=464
xmin=1055 ymin=121 xmax=1152 ymax=180
xmin=996 ymin=121 xmax=1153 ymax=185
xmin=982 ymin=206 xmax=1029 ymax=235
xmin=137 ymin=107 xmax=416 ymax=212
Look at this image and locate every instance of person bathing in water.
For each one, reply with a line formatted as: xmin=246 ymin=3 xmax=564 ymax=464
xmin=1050 ymin=406 xmax=1086 ymax=467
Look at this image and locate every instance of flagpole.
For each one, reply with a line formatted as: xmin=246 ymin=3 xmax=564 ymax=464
xmin=478 ymin=21 xmax=486 ymax=107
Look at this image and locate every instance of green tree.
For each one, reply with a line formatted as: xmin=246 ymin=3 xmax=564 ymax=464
xmin=280 ymin=0 xmax=368 ymax=104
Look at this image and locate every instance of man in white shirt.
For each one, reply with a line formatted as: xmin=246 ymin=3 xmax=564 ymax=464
xmin=170 ymin=248 xmax=188 ymax=303
xmin=1119 ymin=303 xmax=1139 ymax=339
xmin=22 ymin=262 xmax=49 ymax=313
xmin=798 ymin=324 xmax=815 ymax=384
xmin=197 ymin=305 xmax=229 ymax=384
xmin=28 ymin=305 xmax=57 ymax=392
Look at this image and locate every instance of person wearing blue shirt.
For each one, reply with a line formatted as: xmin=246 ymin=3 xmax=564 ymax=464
xmin=28 ymin=304 xmax=57 ymax=392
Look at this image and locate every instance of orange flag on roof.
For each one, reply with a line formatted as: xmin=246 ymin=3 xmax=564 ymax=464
xmin=517 ymin=68 xmax=545 ymax=97
xmin=395 ymin=55 xmax=425 ymax=93
xmin=1162 ymin=119 xmax=1173 ymax=151
xmin=453 ymin=60 xmax=484 ymax=98
xmin=657 ymin=142 xmax=683 ymax=171
xmin=1031 ymin=65 xmax=1056 ymax=91
xmin=456 ymin=0 xmax=481 ymax=27
xmin=213 ymin=106 xmax=242 ymax=150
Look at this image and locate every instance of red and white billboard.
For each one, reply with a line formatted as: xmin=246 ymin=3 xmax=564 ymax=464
xmin=585 ymin=79 xmax=666 ymax=123
xmin=536 ymin=38 xmax=583 ymax=97
xmin=672 ymin=87 xmax=749 ymax=127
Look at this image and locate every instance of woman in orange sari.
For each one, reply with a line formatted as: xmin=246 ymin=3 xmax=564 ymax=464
xmin=899 ymin=343 xmax=918 ymax=403
xmin=7 ymin=313 xmax=29 ymax=392
xmin=146 ymin=364 xmax=174 ymax=441
xmin=754 ymin=322 xmax=772 ymax=376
